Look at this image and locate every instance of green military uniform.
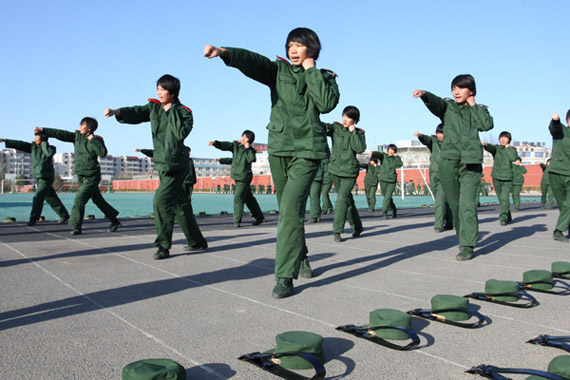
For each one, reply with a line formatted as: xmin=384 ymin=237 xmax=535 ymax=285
xmin=511 ymin=164 xmax=527 ymax=211
xmin=420 ymin=91 xmax=494 ymax=253
xmin=540 ymin=163 xmax=555 ymax=209
xmin=548 ymin=117 xmax=570 ymax=235
xmin=321 ymin=158 xmax=333 ymax=213
xmin=43 ymin=128 xmax=119 ymax=232
xmin=213 ymin=140 xmax=264 ymax=226
xmin=116 ymin=99 xmax=206 ymax=251
xmin=361 ymin=162 xmax=380 ymax=212
xmin=307 ymin=159 xmax=325 ymax=222
xmin=186 ymin=155 xmax=196 ymax=199
xmin=4 ymin=139 xmax=69 ymax=223
xmin=484 ymin=144 xmax=518 ymax=223
xmin=324 ymin=122 xmax=366 ymax=236
xmin=371 ymin=151 xmax=403 ymax=218
xmin=417 ymin=133 xmax=453 ymax=230
xmin=220 ymin=47 xmax=339 ymax=287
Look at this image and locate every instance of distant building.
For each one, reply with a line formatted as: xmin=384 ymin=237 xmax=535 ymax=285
xmin=512 ymin=141 xmax=550 ymax=165
xmin=0 ymin=148 xmax=33 ymax=178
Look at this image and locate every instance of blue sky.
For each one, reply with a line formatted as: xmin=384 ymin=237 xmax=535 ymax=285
xmin=1 ymin=0 xmax=568 ymax=159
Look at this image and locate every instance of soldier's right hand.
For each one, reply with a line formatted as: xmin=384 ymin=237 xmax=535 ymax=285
xmin=413 ymin=132 xmax=420 ymax=137
xmin=203 ymin=45 xmax=228 ymax=59
xmin=413 ymin=90 xmax=425 ymax=98
xmin=0 ymin=139 xmax=5 ymax=143
xmin=552 ymin=113 xmax=560 ymax=120
xmin=135 ymin=148 xmax=140 ymax=152
xmin=34 ymin=127 xmax=43 ymax=133
xmin=208 ymin=141 xmax=215 ymax=146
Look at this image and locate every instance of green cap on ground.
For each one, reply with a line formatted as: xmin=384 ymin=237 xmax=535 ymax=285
xmin=122 ymin=359 xmax=186 ymax=380
xmin=485 ymin=279 xmax=520 ymax=302
xmin=367 ymin=309 xmax=412 ymax=340
xmin=526 ymin=355 xmax=570 ymax=380
xmin=552 ymin=262 xmax=570 ymax=279
xmin=274 ymin=331 xmax=324 ymax=370
xmin=431 ymin=294 xmax=470 ymax=321
xmin=522 ymin=270 xmax=554 ymax=290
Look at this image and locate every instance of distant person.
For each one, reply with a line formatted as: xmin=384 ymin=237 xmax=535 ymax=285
xmin=203 ymin=27 xmax=339 ymax=298
xmin=307 ymin=159 xmax=326 ymax=223
xmin=361 ymin=158 xmax=380 ymax=212
xmin=371 ymin=144 xmax=403 ymax=219
xmin=0 ymin=132 xmax=69 ymax=226
xmin=209 ymin=130 xmax=265 ymax=228
xmin=413 ymin=74 xmax=494 ymax=260
xmin=323 ymin=106 xmax=366 ymax=242
xmin=321 ymin=157 xmax=334 ymax=214
xmin=511 ymin=157 xmax=527 ymax=211
xmin=540 ymin=159 xmax=555 ymax=209
xmin=483 ymin=131 xmax=518 ymax=225
xmin=34 ymin=118 xmax=121 ymax=235
xmin=414 ymin=124 xmax=453 ymax=232
xmin=105 ymin=74 xmax=207 ymax=259
xmin=547 ymin=111 xmax=570 ymax=242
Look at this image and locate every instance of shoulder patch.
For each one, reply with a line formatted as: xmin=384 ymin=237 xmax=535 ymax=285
xmin=333 ymin=121 xmax=343 ymax=126
xmin=357 ymin=128 xmax=366 ymax=133
xmin=94 ymin=135 xmax=104 ymax=140
xmin=148 ymin=98 xmax=161 ymax=105
xmin=75 ymin=130 xmax=81 ymax=133
xmin=321 ymin=68 xmax=338 ymax=77
xmin=276 ymin=55 xmax=291 ymax=66
xmin=180 ymin=105 xmax=192 ymax=113
xmin=477 ymin=104 xmax=489 ymax=108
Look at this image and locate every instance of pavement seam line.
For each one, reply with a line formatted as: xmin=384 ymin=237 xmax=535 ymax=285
xmin=0 ymin=241 xmax=228 ymax=380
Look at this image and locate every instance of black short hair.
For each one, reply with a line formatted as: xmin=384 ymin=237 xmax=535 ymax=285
xmin=80 ymin=117 xmax=98 ymax=133
xmin=499 ymin=131 xmax=512 ymax=143
xmin=515 ymin=157 xmax=522 ymax=162
xmin=435 ymin=123 xmax=444 ymax=134
xmin=451 ymin=74 xmax=476 ymax=97
xmin=186 ymin=146 xmax=191 ymax=154
xmin=342 ymin=105 xmax=360 ymax=124
xmin=566 ymin=109 xmax=570 ymax=123
xmin=34 ymin=131 xmax=48 ymax=142
xmin=286 ymin=27 xmax=321 ymax=60
xmin=370 ymin=158 xmax=379 ymax=164
xmin=242 ymin=130 xmax=255 ymax=144
xmin=157 ymin=74 xmax=181 ymax=99
xmin=388 ymin=144 xmax=398 ymax=153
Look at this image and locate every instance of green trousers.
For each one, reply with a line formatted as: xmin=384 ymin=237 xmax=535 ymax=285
xmin=70 ymin=174 xmax=119 ymax=229
xmin=186 ymin=184 xmax=194 ymax=201
xmin=365 ymin=183 xmax=377 ymax=211
xmin=439 ymin=159 xmax=481 ymax=248
xmin=234 ymin=180 xmax=264 ymax=224
xmin=430 ymin=172 xmax=453 ymax=230
xmin=269 ymin=155 xmax=319 ymax=279
xmin=549 ymin=172 xmax=570 ymax=232
xmin=331 ymin=175 xmax=363 ymax=234
xmin=492 ymin=178 xmax=513 ymax=222
xmin=541 ymin=183 xmax=555 ymax=208
xmin=511 ymin=184 xmax=522 ymax=211
xmin=30 ymin=177 xmax=69 ymax=221
xmin=154 ymin=168 xmax=205 ymax=249
xmin=321 ymin=176 xmax=333 ymax=212
xmin=309 ymin=180 xmax=323 ymax=220
xmin=380 ymin=181 xmax=397 ymax=216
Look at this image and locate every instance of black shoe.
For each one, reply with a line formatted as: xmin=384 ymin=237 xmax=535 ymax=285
xmin=71 ymin=228 xmax=82 ymax=235
xmin=299 ymin=258 xmax=313 ymax=279
xmin=443 ymin=224 xmax=454 ymax=231
xmin=553 ymin=230 xmax=569 ymax=242
xmin=392 ymin=212 xmax=397 ymax=218
xmin=27 ymin=220 xmax=36 ymax=226
xmin=352 ymin=229 xmax=363 ymax=238
xmin=58 ymin=216 xmax=69 ymax=224
xmin=184 ymin=240 xmax=208 ymax=251
xmin=271 ymin=278 xmax=293 ymax=299
xmin=153 ymin=247 xmax=170 ymax=260
xmin=108 ymin=220 xmax=122 ymax=232
xmin=252 ymin=218 xmax=266 ymax=226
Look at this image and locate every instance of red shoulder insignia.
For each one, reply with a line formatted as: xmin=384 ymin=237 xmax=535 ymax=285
xmin=180 ymin=105 xmax=192 ymax=113
xmin=148 ymin=98 xmax=161 ymax=105
xmin=333 ymin=121 xmax=343 ymax=126
xmin=357 ymin=128 xmax=366 ymax=133
xmin=321 ymin=68 xmax=339 ymax=77
xmin=276 ymin=56 xmax=291 ymax=65
xmin=95 ymin=135 xmax=104 ymax=140
xmin=75 ymin=130 xmax=81 ymax=133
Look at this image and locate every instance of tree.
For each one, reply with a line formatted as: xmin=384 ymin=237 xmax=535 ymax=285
xmin=15 ymin=174 xmax=28 ymax=187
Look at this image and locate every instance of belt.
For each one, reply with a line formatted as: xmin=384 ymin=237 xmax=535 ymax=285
xmin=466 ymin=364 xmax=569 ymax=380
xmin=335 ymin=324 xmax=420 ymax=350
xmin=464 ymin=290 xmax=538 ymax=308
xmin=407 ymin=307 xmax=486 ymax=328
xmin=238 ymin=351 xmax=325 ymax=380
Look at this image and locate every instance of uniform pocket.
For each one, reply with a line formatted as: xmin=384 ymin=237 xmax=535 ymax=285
xmin=267 ymin=121 xmax=284 ymax=133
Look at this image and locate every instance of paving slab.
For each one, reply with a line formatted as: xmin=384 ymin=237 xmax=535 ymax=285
xmin=1 ymin=203 xmax=568 ymax=379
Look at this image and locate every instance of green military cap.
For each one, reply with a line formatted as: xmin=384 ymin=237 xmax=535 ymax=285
xmin=526 ymin=355 xmax=570 ymax=380
xmin=522 ymin=270 xmax=553 ymax=290
xmin=271 ymin=331 xmax=324 ymax=370
xmin=122 ymin=359 xmax=186 ymax=380
xmin=366 ymin=309 xmax=412 ymax=340
xmin=485 ymin=279 xmax=520 ymax=302
xmin=431 ymin=294 xmax=470 ymax=321
xmin=552 ymin=262 xmax=570 ymax=279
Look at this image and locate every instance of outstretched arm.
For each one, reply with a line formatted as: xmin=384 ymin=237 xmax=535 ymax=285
xmin=3 ymin=139 xmax=32 ymax=153
xmin=38 ymin=127 xmax=76 ymax=143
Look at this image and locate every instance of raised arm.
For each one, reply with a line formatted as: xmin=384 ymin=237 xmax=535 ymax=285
xmin=483 ymin=143 xmax=497 ymax=156
xmin=244 ymin=147 xmax=256 ymax=164
xmin=549 ymin=114 xmax=564 ymax=139
xmin=394 ymin=155 xmax=403 ymax=168
xmin=305 ymin=69 xmax=340 ymax=114
xmin=350 ymin=129 xmax=366 ymax=154
xmin=371 ymin=151 xmax=385 ymax=163
xmin=40 ymin=141 xmax=56 ymax=158
xmin=89 ymin=137 xmax=108 ymax=158
xmin=218 ymin=158 xmax=233 ymax=165
xmin=472 ymin=104 xmax=494 ymax=132
xmin=41 ymin=127 xmax=76 ymax=143
xmin=4 ymin=139 xmax=32 ymax=153
xmin=415 ymin=132 xmax=433 ymax=150
xmin=414 ymin=90 xmax=448 ymax=119
xmin=209 ymin=140 xmax=234 ymax=152
xmin=138 ymin=149 xmax=154 ymax=158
